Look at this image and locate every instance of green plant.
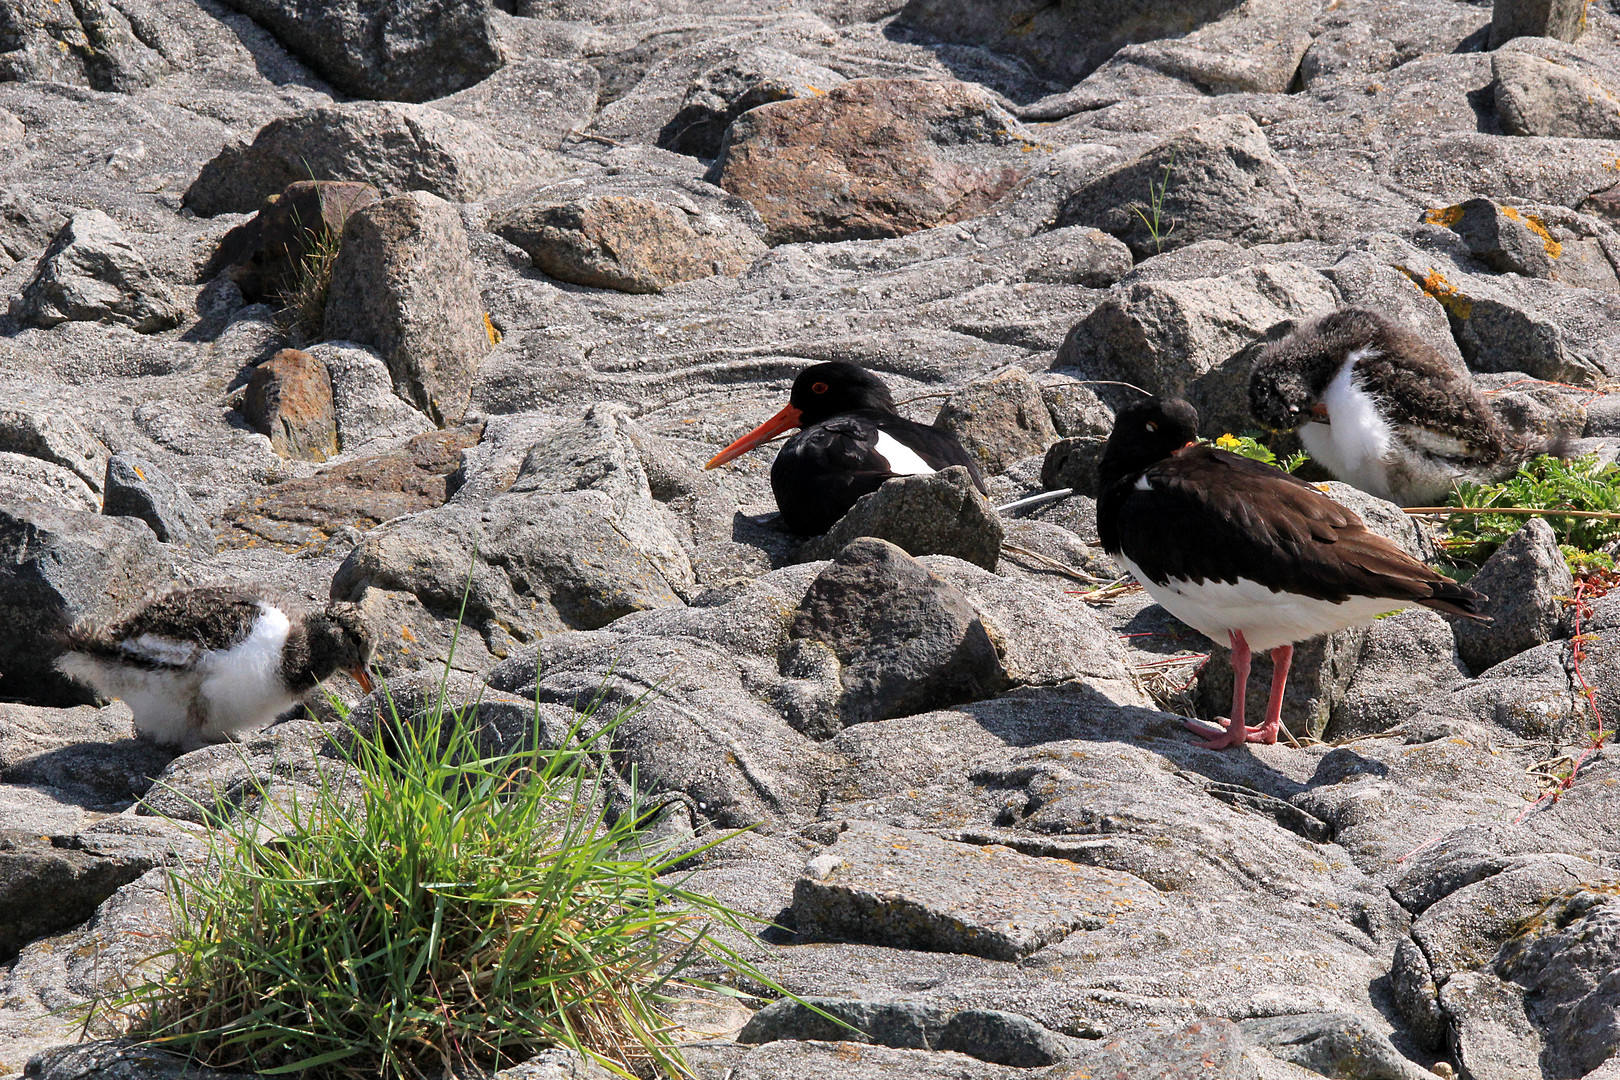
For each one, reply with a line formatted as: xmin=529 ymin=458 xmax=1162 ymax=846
xmin=1436 ymin=454 xmax=1620 ymax=574
xmin=275 ymin=223 xmax=341 ymax=341
xmin=107 ymin=676 xmax=777 ymax=1079
xmin=1130 ymin=150 xmax=1178 ymax=254
xmin=1214 ymin=432 xmax=1310 ymax=473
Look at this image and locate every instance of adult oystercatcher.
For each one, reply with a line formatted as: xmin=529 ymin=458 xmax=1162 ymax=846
xmin=56 ymin=585 xmax=375 ymax=751
xmin=1248 ymin=307 xmax=1548 ymax=506
xmin=1098 ymin=397 xmax=1486 ymax=750
xmin=704 ymin=362 xmax=987 ymax=535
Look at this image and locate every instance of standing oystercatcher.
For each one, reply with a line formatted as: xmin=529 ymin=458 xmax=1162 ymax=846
xmin=1098 ymin=397 xmax=1486 ymax=749
xmin=1248 ymin=307 xmax=1551 ymax=506
xmin=56 ymin=586 xmax=375 ymax=751
xmin=704 ymin=362 xmax=988 ymax=535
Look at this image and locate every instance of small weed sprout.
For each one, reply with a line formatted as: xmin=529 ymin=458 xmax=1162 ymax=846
xmin=1131 ymin=150 xmax=1178 ymax=254
xmin=1213 ymin=432 xmax=1310 ymax=473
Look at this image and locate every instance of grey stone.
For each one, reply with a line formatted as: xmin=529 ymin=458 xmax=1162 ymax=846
xmin=491 ymin=175 xmax=767 ymax=293
xmin=496 ymin=1047 xmax=618 ymax=1080
xmin=183 ymin=102 xmax=522 ymax=218
xmin=1054 ymin=114 xmax=1311 ymax=259
xmin=242 ymin=347 xmax=339 ymax=462
xmin=24 ymin=1041 xmax=259 ymax=1080
xmin=1492 ymin=887 xmax=1620 ymax=1078
xmin=0 ymin=404 xmax=106 ymax=493
xmin=1235 ymin=1013 xmax=1433 ymax=1080
xmin=305 ymin=341 xmax=436 ymax=451
xmin=1441 ymin=971 xmax=1546 ymax=1080
xmin=0 ymin=453 xmax=96 ymax=513
xmin=0 ymin=829 xmax=162 ymax=961
xmin=1433 ymin=196 xmax=1560 ymax=277
xmin=9 ymin=211 xmax=182 ymax=333
xmin=0 ymin=188 xmax=65 ymax=267
xmin=659 ymin=47 xmax=848 ymax=160
xmin=933 ymin=368 xmax=1058 ymax=478
xmin=0 ymin=503 xmax=173 ymax=707
xmin=430 ymin=59 xmax=601 ymax=155
xmin=684 ymin=1040 xmax=1028 ymax=1080
xmin=1453 ymin=518 xmax=1574 ymax=675
xmin=0 ymin=0 xmax=170 ymax=91
xmin=892 ymin=0 xmax=1247 ymax=86
xmin=798 ymin=469 xmax=1004 ymax=572
xmin=1054 ymin=262 xmax=1340 ymax=435
xmin=936 ymin=1009 xmax=1083 ymax=1067
xmin=784 ymin=538 xmax=1008 ymax=737
xmin=323 ymin=191 xmax=491 ymax=426
xmin=211 ymin=0 xmax=502 ymax=103
xmin=791 ymin=820 xmax=1164 ymax=961
xmin=1327 ymin=608 xmax=1469 ymax=740
xmin=738 ymin=996 xmax=950 ymax=1048
xmin=0 ymin=701 xmax=171 ymax=806
xmin=102 ymin=453 xmax=213 ymax=550
xmin=1197 ymin=622 xmax=1371 ymax=744
xmin=1490 ymin=0 xmax=1591 ymax=49
xmin=1039 ymin=437 xmax=1106 ymax=500
xmin=1495 ymin=48 xmax=1620 ymax=140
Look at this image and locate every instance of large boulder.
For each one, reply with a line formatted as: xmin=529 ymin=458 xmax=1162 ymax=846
xmin=933 ymin=367 xmax=1058 ymax=477
xmin=784 ymin=538 xmax=1009 ymax=737
xmin=323 ymin=192 xmax=490 ymax=426
xmin=710 ymin=78 xmax=1037 ymax=245
xmin=1054 ymin=261 xmax=1339 ymax=434
xmin=428 ymin=59 xmax=601 ymax=155
xmin=212 ymin=0 xmax=502 ymax=102
xmin=183 ymin=103 xmax=520 ymax=218
xmin=1489 ymin=0 xmax=1590 ymax=49
xmin=798 ymin=469 xmax=1004 ymax=572
xmin=0 ymin=0 xmax=170 ymax=91
xmin=0 ymin=504 xmax=174 ymax=706
xmin=1453 ymin=518 xmax=1574 ymax=675
xmin=8 ymin=211 xmax=182 ymax=333
xmin=1494 ymin=47 xmax=1620 ymax=140
xmin=241 ymin=348 xmax=339 ymax=462
xmin=491 ymin=176 xmax=767 ymax=293
xmin=892 ymin=0 xmax=1246 ymax=86
xmin=102 ymin=454 xmax=213 ymax=551
xmin=658 ymin=47 xmax=848 ymax=160
xmin=1054 ymin=114 xmax=1311 ymax=258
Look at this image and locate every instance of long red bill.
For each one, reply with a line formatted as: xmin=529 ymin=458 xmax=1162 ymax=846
xmin=704 ymin=403 xmax=804 ymax=469
xmin=349 ymin=666 xmax=375 ymax=694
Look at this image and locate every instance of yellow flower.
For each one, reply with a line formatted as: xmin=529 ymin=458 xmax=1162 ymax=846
xmin=1215 ymin=434 xmax=1241 ymax=450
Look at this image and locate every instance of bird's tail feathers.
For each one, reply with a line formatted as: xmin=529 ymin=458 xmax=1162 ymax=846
xmin=1421 ymin=579 xmax=1491 ymax=622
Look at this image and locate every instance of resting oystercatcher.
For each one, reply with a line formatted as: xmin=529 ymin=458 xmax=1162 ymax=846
xmin=704 ymin=362 xmax=987 ymax=535
xmin=1248 ymin=307 xmax=1548 ymax=506
xmin=1099 ymin=397 xmax=1486 ymax=749
xmin=56 ymin=586 xmax=375 ymax=751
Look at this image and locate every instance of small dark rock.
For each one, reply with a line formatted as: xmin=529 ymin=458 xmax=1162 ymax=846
xmin=738 ymin=996 xmax=949 ymax=1049
xmin=798 ymin=468 xmax=1003 ymax=572
xmin=1431 ymin=197 xmax=1557 ymax=278
xmin=933 ymin=368 xmax=1058 ymax=477
xmin=1453 ymin=517 xmax=1573 ymax=675
xmin=938 ymin=1009 xmax=1084 ymax=1067
xmin=785 ymin=538 xmax=1008 ymax=735
xmin=1040 ymin=436 xmax=1107 ymax=499
xmin=243 ymin=348 xmax=339 ymax=462
xmin=102 ymin=453 xmax=213 ymax=550
xmin=0 ymin=831 xmax=159 ymax=961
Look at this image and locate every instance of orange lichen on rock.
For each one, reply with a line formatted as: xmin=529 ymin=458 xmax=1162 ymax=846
xmin=1424 ymin=204 xmax=1465 ymax=228
xmin=1399 ymin=265 xmax=1474 ymax=319
xmin=1501 ymin=205 xmax=1563 ymax=259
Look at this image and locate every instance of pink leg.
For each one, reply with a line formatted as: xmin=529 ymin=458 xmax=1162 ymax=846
xmin=1184 ymin=630 xmax=1255 ymax=749
xmin=1250 ymin=644 xmax=1292 ymax=746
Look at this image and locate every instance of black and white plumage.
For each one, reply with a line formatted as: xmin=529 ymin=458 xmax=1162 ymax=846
xmin=56 ymin=586 xmax=375 ymax=751
xmin=704 ymin=362 xmax=987 ymax=535
xmin=1099 ymin=397 xmax=1486 ymax=749
xmin=1248 ymin=307 xmax=1549 ymax=506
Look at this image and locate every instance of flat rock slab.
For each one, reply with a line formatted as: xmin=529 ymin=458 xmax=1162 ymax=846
xmin=792 ymin=821 xmax=1162 ymax=961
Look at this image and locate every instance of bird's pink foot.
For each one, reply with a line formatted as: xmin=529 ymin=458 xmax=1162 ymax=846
xmin=1183 ymin=716 xmax=1269 ymax=749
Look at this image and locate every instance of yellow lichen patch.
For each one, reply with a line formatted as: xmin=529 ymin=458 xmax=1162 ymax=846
xmin=482 ymin=311 xmax=502 ymax=344
xmin=1399 ymin=265 xmax=1474 ymax=319
xmin=1501 ymin=205 xmax=1563 ymax=259
xmin=1424 ymin=204 xmax=1465 ymax=228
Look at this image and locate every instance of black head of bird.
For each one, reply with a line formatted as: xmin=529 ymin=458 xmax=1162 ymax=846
xmin=303 ymin=601 xmax=375 ymax=693
xmin=1098 ymin=396 xmax=1200 ymax=490
xmin=1248 ymin=309 xmax=1388 ymax=432
xmin=705 ymin=362 xmax=898 ymax=469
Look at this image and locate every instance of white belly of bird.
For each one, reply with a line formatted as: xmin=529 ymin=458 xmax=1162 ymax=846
xmin=874 ymin=431 xmax=936 ymax=476
xmin=55 ymin=652 xmax=201 ymax=747
xmin=1300 ymin=347 xmax=1397 ymax=501
xmin=197 ymin=605 xmax=297 ymax=739
xmin=1117 ymin=553 xmax=1409 ymax=653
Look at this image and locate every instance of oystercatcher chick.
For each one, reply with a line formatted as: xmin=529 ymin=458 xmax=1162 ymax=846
xmin=56 ymin=586 xmax=375 ymax=752
xmin=1098 ymin=397 xmax=1486 ymax=750
xmin=1249 ymin=307 xmax=1550 ymax=506
xmin=704 ymin=362 xmax=987 ymax=535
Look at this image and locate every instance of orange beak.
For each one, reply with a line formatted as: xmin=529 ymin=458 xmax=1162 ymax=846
xmin=349 ymin=666 xmax=374 ymax=694
xmin=704 ymin=403 xmax=804 ymax=469
xmin=1308 ymin=402 xmax=1330 ymax=421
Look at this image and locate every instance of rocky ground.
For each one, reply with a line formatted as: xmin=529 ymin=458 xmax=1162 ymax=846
xmin=3 ymin=0 xmax=1620 ymax=1077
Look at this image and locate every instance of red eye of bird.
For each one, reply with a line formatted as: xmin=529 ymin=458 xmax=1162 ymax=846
xmin=812 ymin=382 xmax=829 ymax=394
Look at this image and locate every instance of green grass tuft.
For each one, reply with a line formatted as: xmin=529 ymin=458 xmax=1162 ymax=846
xmin=275 ymin=225 xmax=342 ymax=341
xmin=106 ymin=681 xmax=771 ymax=1080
